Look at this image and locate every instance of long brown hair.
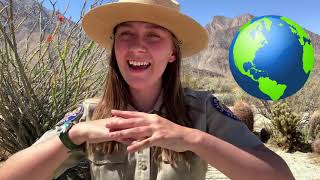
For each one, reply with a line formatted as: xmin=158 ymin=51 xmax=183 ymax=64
xmin=88 ymin=27 xmax=192 ymax=165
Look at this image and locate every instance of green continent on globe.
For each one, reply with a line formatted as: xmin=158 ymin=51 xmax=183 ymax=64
xmin=233 ymin=17 xmax=271 ymax=78
xmin=258 ymin=77 xmax=287 ymax=101
xmin=233 ymin=17 xmax=287 ymax=100
xmin=281 ymin=16 xmax=314 ymax=74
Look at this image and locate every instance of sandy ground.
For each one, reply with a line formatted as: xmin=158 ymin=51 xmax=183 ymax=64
xmin=205 ymin=144 xmax=320 ymax=180
xmin=203 ymin=111 xmax=320 ymax=179
xmin=1 ymin=147 xmax=319 ymax=180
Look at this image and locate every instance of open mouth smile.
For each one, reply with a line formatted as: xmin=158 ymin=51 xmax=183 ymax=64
xmin=127 ymin=60 xmax=151 ymax=71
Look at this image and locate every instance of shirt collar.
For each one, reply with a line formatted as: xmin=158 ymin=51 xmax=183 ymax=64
xmin=126 ymin=90 xmax=164 ymax=114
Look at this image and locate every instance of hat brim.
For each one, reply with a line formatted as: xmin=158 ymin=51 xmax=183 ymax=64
xmin=81 ymin=2 xmax=208 ymax=58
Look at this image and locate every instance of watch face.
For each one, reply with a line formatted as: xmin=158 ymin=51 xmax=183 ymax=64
xmin=62 ymin=123 xmax=68 ymax=132
xmin=58 ymin=122 xmax=72 ymax=133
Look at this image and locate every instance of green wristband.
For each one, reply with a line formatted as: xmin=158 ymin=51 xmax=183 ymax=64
xmin=58 ymin=123 xmax=82 ymax=151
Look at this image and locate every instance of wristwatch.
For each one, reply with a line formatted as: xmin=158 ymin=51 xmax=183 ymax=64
xmin=57 ymin=106 xmax=84 ymax=151
xmin=58 ymin=121 xmax=83 ymax=151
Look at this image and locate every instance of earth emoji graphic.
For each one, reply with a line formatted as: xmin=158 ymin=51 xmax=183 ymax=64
xmin=229 ymin=15 xmax=314 ymax=101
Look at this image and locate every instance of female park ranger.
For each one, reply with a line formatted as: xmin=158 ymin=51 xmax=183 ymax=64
xmin=0 ymin=0 xmax=293 ymax=179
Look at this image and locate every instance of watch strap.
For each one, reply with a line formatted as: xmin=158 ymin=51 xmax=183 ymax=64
xmin=59 ymin=122 xmax=82 ymax=150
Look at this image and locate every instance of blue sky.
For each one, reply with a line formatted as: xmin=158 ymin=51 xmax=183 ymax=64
xmin=43 ymin=0 xmax=320 ymax=34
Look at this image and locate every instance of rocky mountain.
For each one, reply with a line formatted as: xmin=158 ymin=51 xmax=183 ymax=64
xmin=184 ymin=14 xmax=320 ymax=77
xmin=0 ymin=0 xmax=53 ymax=41
xmin=2 ymin=1 xmax=319 ymax=77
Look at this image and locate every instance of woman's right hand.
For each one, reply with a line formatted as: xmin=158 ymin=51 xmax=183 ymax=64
xmin=68 ymin=118 xmax=115 ymax=145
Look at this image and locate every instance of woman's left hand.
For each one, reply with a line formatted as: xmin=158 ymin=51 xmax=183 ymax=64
xmin=106 ymin=110 xmax=195 ymax=153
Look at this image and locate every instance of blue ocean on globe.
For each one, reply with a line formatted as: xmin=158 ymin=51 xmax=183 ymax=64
xmin=229 ymin=15 xmax=314 ymax=101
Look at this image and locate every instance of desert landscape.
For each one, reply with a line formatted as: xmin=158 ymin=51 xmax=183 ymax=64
xmin=0 ymin=0 xmax=319 ymax=179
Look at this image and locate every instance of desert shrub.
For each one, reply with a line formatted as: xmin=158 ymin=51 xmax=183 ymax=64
xmin=312 ymin=139 xmax=320 ymax=154
xmin=270 ymin=102 xmax=311 ymax=152
xmin=182 ymin=73 xmax=202 ymax=90
xmin=215 ymin=93 xmax=236 ymax=106
xmin=308 ymin=111 xmax=320 ymax=142
xmin=206 ymin=77 xmax=236 ymax=93
xmin=0 ymin=0 xmax=106 ymax=156
xmin=231 ymin=101 xmax=254 ymax=131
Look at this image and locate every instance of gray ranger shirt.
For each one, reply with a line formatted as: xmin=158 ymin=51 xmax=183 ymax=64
xmin=34 ymin=88 xmax=262 ymax=180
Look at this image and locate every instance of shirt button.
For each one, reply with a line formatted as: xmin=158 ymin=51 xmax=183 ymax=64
xmin=141 ymin=164 xmax=147 ymax=171
xmin=163 ymin=160 xmax=170 ymax=164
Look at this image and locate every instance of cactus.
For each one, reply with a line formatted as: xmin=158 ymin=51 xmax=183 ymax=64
xmin=270 ymin=102 xmax=310 ymax=152
xmin=308 ymin=111 xmax=320 ymax=141
xmin=312 ymin=139 xmax=320 ymax=154
xmin=231 ymin=101 xmax=254 ymax=131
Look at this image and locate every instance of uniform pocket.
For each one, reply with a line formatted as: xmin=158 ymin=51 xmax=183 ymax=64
xmin=88 ymin=151 xmax=128 ymax=180
xmin=88 ymin=150 xmax=127 ymax=165
xmin=157 ymin=152 xmax=191 ymax=180
xmin=189 ymin=154 xmax=207 ymax=180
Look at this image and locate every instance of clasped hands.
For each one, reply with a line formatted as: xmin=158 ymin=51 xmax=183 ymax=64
xmin=71 ymin=110 xmax=196 ymax=153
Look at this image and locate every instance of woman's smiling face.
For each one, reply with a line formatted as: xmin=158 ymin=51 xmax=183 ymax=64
xmin=114 ymin=21 xmax=176 ymax=90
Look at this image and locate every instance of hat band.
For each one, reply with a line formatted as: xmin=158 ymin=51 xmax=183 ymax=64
xmin=118 ymin=0 xmax=180 ymax=10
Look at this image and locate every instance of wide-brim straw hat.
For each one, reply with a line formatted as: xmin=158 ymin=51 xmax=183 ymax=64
xmin=82 ymin=0 xmax=208 ymax=58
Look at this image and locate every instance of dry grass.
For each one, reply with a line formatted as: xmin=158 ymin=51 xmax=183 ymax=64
xmin=182 ymin=73 xmax=238 ymax=94
xmin=285 ymin=75 xmax=320 ymax=113
xmin=204 ymin=77 xmax=238 ymax=93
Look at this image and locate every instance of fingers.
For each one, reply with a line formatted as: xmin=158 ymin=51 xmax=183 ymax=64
xmin=127 ymin=138 xmax=154 ymax=153
xmin=111 ymin=110 xmax=147 ymax=119
xmin=116 ymin=138 xmax=136 ymax=145
xmin=108 ymin=126 xmax=152 ymax=140
xmin=106 ymin=117 xmax=149 ymax=130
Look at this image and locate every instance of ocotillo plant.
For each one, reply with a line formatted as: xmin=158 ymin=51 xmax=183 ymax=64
xmin=0 ymin=0 xmax=107 ymax=156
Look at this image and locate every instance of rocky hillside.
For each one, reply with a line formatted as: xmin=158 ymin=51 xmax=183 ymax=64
xmin=1 ymin=0 xmax=319 ymax=77
xmin=0 ymin=0 xmax=53 ymax=42
xmin=184 ymin=14 xmax=320 ymax=77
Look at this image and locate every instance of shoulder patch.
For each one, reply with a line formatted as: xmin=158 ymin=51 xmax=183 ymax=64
xmin=56 ymin=105 xmax=84 ymax=126
xmin=210 ymin=96 xmax=240 ymax=121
